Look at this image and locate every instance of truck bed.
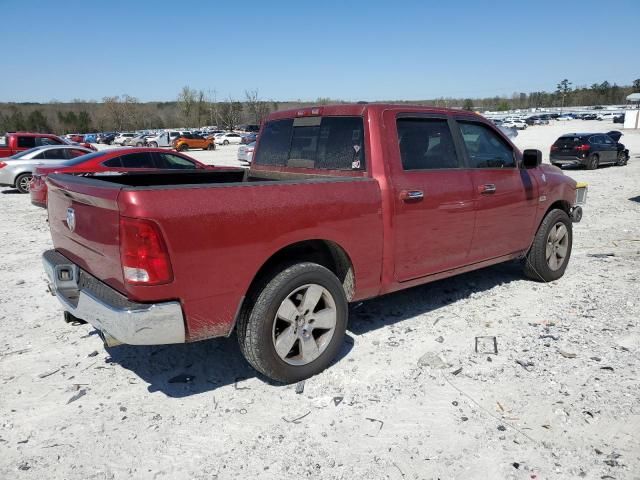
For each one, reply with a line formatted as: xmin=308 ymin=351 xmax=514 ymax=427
xmin=46 ymin=170 xmax=384 ymax=340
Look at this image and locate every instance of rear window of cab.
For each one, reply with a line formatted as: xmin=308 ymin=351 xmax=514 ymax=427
xmin=254 ymin=116 xmax=365 ymax=171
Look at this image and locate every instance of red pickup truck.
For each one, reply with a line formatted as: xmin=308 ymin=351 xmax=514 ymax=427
xmin=0 ymin=132 xmax=96 ymax=158
xmin=42 ymin=104 xmax=585 ymax=383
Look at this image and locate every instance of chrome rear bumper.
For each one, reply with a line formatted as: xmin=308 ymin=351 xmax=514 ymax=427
xmin=43 ymin=250 xmax=185 ymax=346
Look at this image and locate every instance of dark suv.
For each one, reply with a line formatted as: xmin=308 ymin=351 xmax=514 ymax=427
xmin=550 ymin=131 xmax=629 ymax=169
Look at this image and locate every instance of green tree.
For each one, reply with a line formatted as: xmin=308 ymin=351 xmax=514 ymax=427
xmin=633 ymin=78 xmax=640 ymax=90
xmin=463 ymin=99 xmax=474 ymax=111
xmin=556 ymin=79 xmax=572 ymax=113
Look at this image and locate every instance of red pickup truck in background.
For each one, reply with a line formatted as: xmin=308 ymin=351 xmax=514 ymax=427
xmin=0 ymin=132 xmax=96 ymax=158
xmin=42 ymin=104 xmax=585 ymax=383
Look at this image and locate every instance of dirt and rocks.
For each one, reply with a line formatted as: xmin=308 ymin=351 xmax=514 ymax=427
xmin=1 ymin=120 xmax=639 ymax=479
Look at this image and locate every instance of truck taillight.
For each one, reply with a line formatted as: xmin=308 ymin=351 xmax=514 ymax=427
xmin=120 ymin=217 xmax=173 ymax=285
xmin=575 ymin=144 xmax=590 ymax=152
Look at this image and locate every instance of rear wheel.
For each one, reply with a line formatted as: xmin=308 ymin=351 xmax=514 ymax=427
xmin=148 ymin=141 xmax=158 ymax=148
xmin=586 ymin=154 xmax=599 ymax=170
xmin=15 ymin=173 xmax=32 ymax=193
xmin=523 ymin=209 xmax=572 ymax=282
xmin=223 ymin=139 xmax=229 ymax=146
xmin=237 ymin=262 xmax=348 ymax=383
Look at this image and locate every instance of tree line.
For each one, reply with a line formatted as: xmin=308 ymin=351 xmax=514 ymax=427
xmin=1 ymin=79 xmax=638 ymax=134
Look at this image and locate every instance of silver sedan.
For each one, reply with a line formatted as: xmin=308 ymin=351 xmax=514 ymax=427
xmin=0 ymin=145 xmax=93 ymax=193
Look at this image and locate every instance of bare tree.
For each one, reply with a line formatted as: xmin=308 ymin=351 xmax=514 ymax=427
xmin=218 ymin=97 xmax=244 ymax=130
xmin=244 ymin=89 xmax=271 ymax=124
xmin=177 ymin=86 xmax=197 ymax=126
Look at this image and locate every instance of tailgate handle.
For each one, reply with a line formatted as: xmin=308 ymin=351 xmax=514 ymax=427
xmin=399 ymin=190 xmax=424 ymax=202
xmin=478 ymin=184 xmax=496 ymax=194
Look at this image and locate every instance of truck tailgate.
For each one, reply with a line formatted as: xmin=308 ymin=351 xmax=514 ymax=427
xmin=47 ymin=174 xmax=125 ymax=292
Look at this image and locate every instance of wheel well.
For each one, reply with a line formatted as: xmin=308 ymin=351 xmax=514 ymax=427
xmin=248 ymin=240 xmax=355 ymax=302
xmin=546 ymin=200 xmax=571 ymax=217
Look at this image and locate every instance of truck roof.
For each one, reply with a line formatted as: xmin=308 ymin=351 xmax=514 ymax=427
xmin=267 ymin=103 xmax=485 ymax=121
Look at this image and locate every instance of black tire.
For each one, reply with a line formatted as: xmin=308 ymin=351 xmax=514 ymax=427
xmin=178 ymin=144 xmax=188 ymax=152
xmin=148 ymin=142 xmax=158 ymax=148
xmin=15 ymin=173 xmax=32 ymax=194
xmin=523 ymin=209 xmax=572 ymax=282
xmin=207 ymin=143 xmax=215 ymax=151
xmin=586 ymin=154 xmax=599 ymax=170
xmin=237 ymin=262 xmax=348 ymax=383
xmin=615 ymin=151 xmax=627 ymax=166
xmin=551 ymin=163 xmax=561 ymax=169
xmin=223 ymin=139 xmax=229 ymax=145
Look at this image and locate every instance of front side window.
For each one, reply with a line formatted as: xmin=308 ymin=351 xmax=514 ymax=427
xmin=396 ymin=118 xmax=459 ymax=170
xmin=458 ymin=121 xmax=515 ymax=168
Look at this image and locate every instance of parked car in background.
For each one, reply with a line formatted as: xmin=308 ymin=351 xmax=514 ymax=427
xmin=581 ymin=113 xmax=598 ymax=120
xmin=597 ymin=112 xmax=616 ymax=121
xmin=613 ymin=113 xmax=625 ymax=124
xmin=146 ymin=131 xmax=189 ymax=148
xmin=556 ymin=115 xmax=573 ymax=121
xmin=215 ymin=132 xmax=243 ymax=145
xmin=550 ymin=131 xmax=629 ymax=169
xmin=42 ymin=104 xmax=585 ymax=383
xmin=173 ymin=133 xmax=215 ymax=151
xmin=30 ymin=148 xmax=211 ymax=208
xmin=97 ymin=133 xmax=117 ymax=144
xmin=237 ymin=141 xmax=255 ymax=163
xmin=67 ymin=134 xmax=85 ymax=143
xmin=0 ymin=132 xmax=95 ymax=158
xmin=114 ymin=133 xmax=136 ymax=145
xmin=125 ymin=134 xmax=152 ymax=147
xmin=502 ymin=119 xmax=527 ymax=130
xmin=0 ymin=145 xmax=92 ymax=193
xmin=241 ymin=132 xmax=258 ymax=144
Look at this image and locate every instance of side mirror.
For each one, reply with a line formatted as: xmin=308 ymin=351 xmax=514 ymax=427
xmin=522 ymin=149 xmax=542 ymax=168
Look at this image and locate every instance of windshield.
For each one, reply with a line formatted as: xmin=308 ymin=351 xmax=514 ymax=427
xmin=60 ymin=150 xmax=104 ymax=166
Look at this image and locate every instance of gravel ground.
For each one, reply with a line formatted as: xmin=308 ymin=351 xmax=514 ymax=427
xmin=1 ymin=120 xmax=639 ymax=479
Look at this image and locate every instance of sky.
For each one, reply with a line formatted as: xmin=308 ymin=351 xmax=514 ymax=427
xmin=1 ymin=0 xmax=638 ymax=103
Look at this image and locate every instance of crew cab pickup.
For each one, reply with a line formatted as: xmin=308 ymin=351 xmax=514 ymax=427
xmin=42 ymin=104 xmax=586 ymax=383
xmin=0 ymin=132 xmax=96 ymax=158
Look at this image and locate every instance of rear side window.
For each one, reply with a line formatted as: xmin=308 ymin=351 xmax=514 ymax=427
xmin=69 ymin=149 xmax=89 ymax=158
xmin=37 ymin=137 xmax=64 ymax=146
xmin=17 ymin=136 xmax=36 ymax=148
xmin=42 ymin=149 xmax=68 ymax=160
xmin=254 ymin=116 xmax=365 ymax=170
xmin=555 ymin=136 xmax=582 ymax=146
xmin=458 ymin=122 xmax=515 ymax=168
xmin=397 ymin=118 xmax=459 ymax=170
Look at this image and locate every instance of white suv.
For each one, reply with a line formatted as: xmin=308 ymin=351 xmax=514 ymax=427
xmin=113 ymin=133 xmax=136 ymax=145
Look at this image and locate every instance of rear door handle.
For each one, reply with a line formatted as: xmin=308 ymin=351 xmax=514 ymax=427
xmin=399 ymin=190 xmax=424 ymax=202
xmin=478 ymin=184 xmax=496 ymax=194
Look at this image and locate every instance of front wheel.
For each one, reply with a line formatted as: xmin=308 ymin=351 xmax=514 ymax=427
xmin=523 ymin=209 xmax=572 ymax=282
xmin=178 ymin=144 xmax=188 ymax=152
xmin=15 ymin=173 xmax=32 ymax=193
xmin=223 ymin=139 xmax=229 ymax=145
xmin=237 ymin=263 xmax=348 ymax=383
xmin=148 ymin=142 xmax=158 ymax=148
xmin=207 ymin=143 xmax=215 ymax=150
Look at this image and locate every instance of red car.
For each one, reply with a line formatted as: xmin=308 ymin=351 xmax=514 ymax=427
xmin=0 ymin=132 xmax=96 ymax=158
xmin=30 ymin=147 xmax=211 ymax=208
xmin=42 ymin=104 xmax=585 ymax=383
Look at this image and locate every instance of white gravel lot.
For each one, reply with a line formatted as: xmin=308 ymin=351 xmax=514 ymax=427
xmin=1 ymin=120 xmax=639 ymax=479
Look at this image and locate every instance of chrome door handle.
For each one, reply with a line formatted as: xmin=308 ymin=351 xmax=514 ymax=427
xmin=479 ymin=184 xmax=496 ymax=194
xmin=399 ymin=190 xmax=424 ymax=202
